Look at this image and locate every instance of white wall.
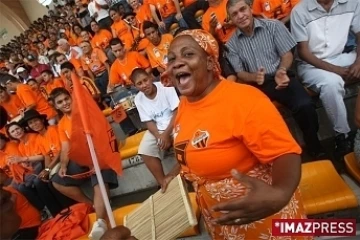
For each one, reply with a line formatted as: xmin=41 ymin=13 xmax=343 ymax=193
xmin=19 ymin=0 xmax=49 ymax=23
xmin=0 ymin=15 xmax=22 ymax=45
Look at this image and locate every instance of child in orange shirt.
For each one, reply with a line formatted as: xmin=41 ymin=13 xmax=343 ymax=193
xmin=49 ymin=87 xmax=118 ymax=240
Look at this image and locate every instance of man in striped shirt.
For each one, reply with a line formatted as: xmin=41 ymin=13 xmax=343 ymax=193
xmin=226 ymin=0 xmax=323 ymax=158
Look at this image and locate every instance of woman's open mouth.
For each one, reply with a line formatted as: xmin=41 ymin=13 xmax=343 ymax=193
xmin=176 ymin=72 xmax=191 ymax=86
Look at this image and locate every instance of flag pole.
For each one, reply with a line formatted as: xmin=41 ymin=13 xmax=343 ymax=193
xmin=85 ymin=133 xmax=117 ymax=228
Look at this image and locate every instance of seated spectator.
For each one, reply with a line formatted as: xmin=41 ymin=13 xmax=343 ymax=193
xmin=49 ymin=87 xmax=118 ymax=239
xmin=109 ymin=38 xmax=151 ymax=90
xmin=0 ymin=86 xmax=25 ymax=120
xmin=5 ymin=60 xmax=19 ymax=78
xmin=202 ymin=0 xmax=236 ymax=44
xmin=226 ymin=0 xmax=324 ymax=157
xmin=148 ymin=0 xmax=188 ymax=33
xmin=143 ymin=21 xmax=173 ymax=74
xmin=0 ymin=133 xmax=23 ymax=183
xmin=41 ymin=69 xmax=65 ymax=98
xmin=3 ymin=75 xmax=58 ymax=125
xmin=131 ymin=68 xmax=179 ymax=188
xmin=252 ymin=0 xmax=299 ymax=26
xmin=110 ymin=6 xmax=129 ymax=40
xmin=80 ymin=30 xmax=95 ymax=47
xmin=74 ymin=0 xmax=93 ymax=33
xmin=26 ymin=78 xmax=49 ymax=101
xmin=36 ymin=42 xmax=51 ymax=65
xmin=71 ymin=24 xmax=86 ymax=46
xmin=54 ymin=52 xmax=85 ymax=77
xmin=291 ymin=0 xmax=360 ymax=155
xmin=127 ymin=0 xmax=153 ymax=24
xmin=16 ymin=67 xmax=31 ymax=83
xmin=79 ymin=41 xmax=111 ymax=98
xmin=57 ymin=38 xmax=83 ymax=63
xmin=91 ymin=20 xmax=116 ymax=63
xmin=122 ymin=12 xmax=150 ymax=52
xmin=60 ymin=62 xmax=101 ymax=102
xmin=27 ymin=54 xmax=52 ymax=84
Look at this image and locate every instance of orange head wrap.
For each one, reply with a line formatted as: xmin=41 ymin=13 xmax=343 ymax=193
xmin=161 ymin=29 xmax=221 ymax=87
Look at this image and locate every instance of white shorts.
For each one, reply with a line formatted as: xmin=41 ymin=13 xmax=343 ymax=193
xmin=138 ymin=130 xmax=167 ymax=159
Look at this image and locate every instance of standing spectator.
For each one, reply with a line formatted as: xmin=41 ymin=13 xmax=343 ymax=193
xmin=88 ymin=0 xmax=113 ymax=29
xmin=291 ymin=0 xmax=360 ymax=154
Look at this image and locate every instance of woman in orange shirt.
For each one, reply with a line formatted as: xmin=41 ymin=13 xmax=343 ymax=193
xmin=90 ymin=20 xmax=116 ymax=63
xmin=109 ymin=6 xmax=129 ymax=41
xmin=0 ymin=86 xmax=25 ymax=121
xmin=162 ymin=29 xmax=308 ymax=239
xmin=5 ymin=122 xmax=66 ymax=217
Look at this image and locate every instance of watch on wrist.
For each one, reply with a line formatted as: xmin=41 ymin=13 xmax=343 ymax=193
xmin=44 ymin=168 xmax=51 ymax=172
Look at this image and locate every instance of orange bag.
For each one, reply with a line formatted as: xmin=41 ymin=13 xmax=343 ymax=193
xmin=37 ymin=203 xmax=93 ymax=240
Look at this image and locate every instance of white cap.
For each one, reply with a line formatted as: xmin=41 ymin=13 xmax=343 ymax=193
xmin=16 ymin=67 xmax=27 ymax=73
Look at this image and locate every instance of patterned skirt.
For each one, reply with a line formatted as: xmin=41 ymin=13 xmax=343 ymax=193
xmin=182 ymin=164 xmax=313 ymax=240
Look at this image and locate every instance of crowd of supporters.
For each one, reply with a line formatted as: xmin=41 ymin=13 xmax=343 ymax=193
xmin=0 ymin=0 xmax=359 ymax=239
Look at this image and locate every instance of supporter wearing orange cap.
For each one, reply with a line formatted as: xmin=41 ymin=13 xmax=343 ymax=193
xmin=3 ymin=75 xmax=58 ymax=125
xmin=108 ymin=38 xmax=151 ymax=91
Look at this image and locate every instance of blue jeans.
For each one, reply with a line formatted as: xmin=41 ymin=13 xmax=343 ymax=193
xmin=160 ymin=14 xmax=188 ymax=33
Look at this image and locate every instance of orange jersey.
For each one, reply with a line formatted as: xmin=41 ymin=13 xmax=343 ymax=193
xmin=37 ymin=125 xmax=62 ymax=161
xmin=252 ymin=0 xmax=299 ymax=19
xmin=0 ymin=94 xmax=25 ymax=120
xmin=80 ymin=48 xmax=108 ymax=75
xmin=135 ymin=4 xmax=153 ymax=24
xmin=91 ymin=29 xmax=113 ymax=50
xmin=4 ymin=186 xmax=41 ymax=229
xmin=58 ymin=115 xmax=72 ymax=142
xmin=109 ymin=51 xmax=150 ymax=86
xmin=122 ymin=28 xmax=150 ymax=51
xmin=63 ymin=76 xmax=100 ymax=97
xmin=111 ymin=20 xmax=129 ymax=40
xmin=202 ymin=0 xmax=236 ymax=43
xmin=174 ymin=80 xmax=301 ymax=179
xmin=18 ymin=133 xmax=42 ymax=157
xmin=149 ymin=0 xmax=177 ymax=18
xmin=16 ymin=84 xmax=57 ymax=119
xmin=0 ymin=141 xmax=20 ymax=178
xmin=43 ymin=78 xmax=65 ymax=97
xmin=145 ymin=33 xmax=173 ymax=69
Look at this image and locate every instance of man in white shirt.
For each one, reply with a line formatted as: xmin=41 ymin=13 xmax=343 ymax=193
xmin=88 ymin=0 xmax=113 ymax=29
xmin=131 ymin=68 xmax=179 ymax=190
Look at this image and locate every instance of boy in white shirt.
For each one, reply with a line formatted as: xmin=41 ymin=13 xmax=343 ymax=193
xmin=130 ymin=68 xmax=179 ymax=190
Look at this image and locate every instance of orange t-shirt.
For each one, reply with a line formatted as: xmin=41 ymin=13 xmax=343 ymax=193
xmin=16 ymin=84 xmax=57 ymax=120
xmin=0 ymin=94 xmax=25 ymax=120
xmin=202 ymin=0 xmax=236 ymax=43
xmin=0 ymin=141 xmax=20 ymax=178
xmin=58 ymin=115 xmax=72 ymax=142
xmin=145 ymin=33 xmax=173 ymax=69
xmin=111 ymin=20 xmax=129 ymax=40
xmin=173 ymin=80 xmax=301 ymax=179
xmin=122 ymin=28 xmax=150 ymax=51
xmin=80 ymin=48 xmax=108 ymax=76
xmin=109 ymin=51 xmax=150 ymax=86
xmin=135 ymin=4 xmax=153 ymax=24
xmin=43 ymin=78 xmax=65 ymax=97
xmin=149 ymin=0 xmax=176 ymax=18
xmin=37 ymin=125 xmax=62 ymax=161
xmin=18 ymin=133 xmax=42 ymax=157
xmin=252 ymin=0 xmax=299 ymax=19
xmin=91 ymin=29 xmax=113 ymax=50
xmin=4 ymin=186 xmax=41 ymax=229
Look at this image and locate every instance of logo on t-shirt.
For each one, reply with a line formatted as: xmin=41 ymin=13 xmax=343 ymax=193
xmin=191 ymin=130 xmax=209 ymax=149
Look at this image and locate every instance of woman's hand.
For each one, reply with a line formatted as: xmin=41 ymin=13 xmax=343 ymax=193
xmin=211 ymin=169 xmax=290 ymax=225
xmin=7 ymin=156 xmax=26 ymax=164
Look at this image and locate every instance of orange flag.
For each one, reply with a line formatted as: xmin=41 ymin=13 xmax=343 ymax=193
xmin=68 ymin=73 xmax=122 ymax=175
xmin=111 ymin=105 xmax=127 ymax=123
